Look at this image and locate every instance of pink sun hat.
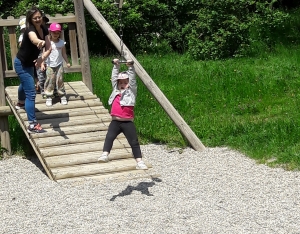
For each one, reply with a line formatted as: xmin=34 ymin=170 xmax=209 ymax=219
xmin=49 ymin=23 xmax=62 ymax=32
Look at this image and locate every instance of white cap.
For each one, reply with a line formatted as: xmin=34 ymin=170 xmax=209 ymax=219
xmin=19 ymin=18 xmax=26 ymax=30
xmin=117 ymin=72 xmax=129 ymax=80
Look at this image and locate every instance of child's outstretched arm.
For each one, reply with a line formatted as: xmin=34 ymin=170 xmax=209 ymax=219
xmin=62 ymin=44 xmax=71 ymax=68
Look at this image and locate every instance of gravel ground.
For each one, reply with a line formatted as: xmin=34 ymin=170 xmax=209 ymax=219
xmin=1 ymin=144 xmax=300 ymax=234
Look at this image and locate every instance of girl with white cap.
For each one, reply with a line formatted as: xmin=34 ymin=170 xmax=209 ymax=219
xmin=98 ymin=58 xmax=148 ymax=170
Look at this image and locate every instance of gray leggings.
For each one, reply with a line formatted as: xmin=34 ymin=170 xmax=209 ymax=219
xmin=103 ymin=120 xmax=142 ymax=159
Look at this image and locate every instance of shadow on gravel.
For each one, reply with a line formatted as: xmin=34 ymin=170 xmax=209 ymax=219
xmin=28 ymin=156 xmax=46 ymax=174
xmin=110 ymin=177 xmax=162 ymax=201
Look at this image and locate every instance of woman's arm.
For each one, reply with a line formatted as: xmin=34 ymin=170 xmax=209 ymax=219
xmin=35 ymin=35 xmax=52 ymax=68
xmin=28 ymin=31 xmax=45 ymax=49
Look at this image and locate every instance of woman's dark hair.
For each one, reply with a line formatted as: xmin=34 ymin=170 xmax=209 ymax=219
xmin=25 ymin=6 xmax=42 ymax=28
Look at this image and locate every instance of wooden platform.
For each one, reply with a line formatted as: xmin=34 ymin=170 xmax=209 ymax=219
xmin=5 ymin=81 xmax=157 ymax=182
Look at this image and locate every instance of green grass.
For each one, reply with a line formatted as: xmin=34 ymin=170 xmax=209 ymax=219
xmin=4 ymin=45 xmax=300 ymax=170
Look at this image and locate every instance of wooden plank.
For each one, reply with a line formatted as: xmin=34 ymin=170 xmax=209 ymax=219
xmin=7 ymin=90 xmax=97 ymax=99
xmin=17 ymin=104 xmax=106 ymax=115
xmin=10 ymin=93 xmax=95 ymax=100
xmin=4 ymin=66 xmax=81 ymax=78
xmin=35 ymin=131 xmax=126 ymax=148
xmin=7 ymin=92 xmax=97 ymax=101
xmin=19 ymin=107 xmax=109 ymax=121
xmin=57 ymin=168 xmax=159 ymax=183
xmin=45 ymin=148 xmax=132 ymax=168
xmin=63 ymin=65 xmax=81 ymax=73
xmin=6 ymin=81 xmax=91 ymax=92
xmin=40 ymin=140 xmax=129 ymax=157
xmin=35 ymin=115 xmax=111 ymax=129
xmin=52 ymin=158 xmax=152 ymax=180
xmin=30 ymin=123 xmax=109 ymax=139
xmin=39 ymin=114 xmax=111 ymax=128
xmin=35 ymin=99 xmax=103 ymax=111
xmin=4 ymin=70 xmax=17 ymax=78
xmin=65 ymin=81 xmax=94 ymax=90
xmin=0 ymin=106 xmax=12 ymax=116
xmin=9 ymin=94 xmax=98 ymax=104
xmin=35 ymin=130 xmax=108 ymax=147
xmin=5 ymin=80 xmax=84 ymax=87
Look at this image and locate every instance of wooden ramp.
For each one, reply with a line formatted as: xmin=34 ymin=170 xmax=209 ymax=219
xmin=5 ymin=81 xmax=157 ymax=182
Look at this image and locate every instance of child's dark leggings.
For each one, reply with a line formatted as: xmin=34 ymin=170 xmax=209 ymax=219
xmin=103 ymin=120 xmax=142 ymax=159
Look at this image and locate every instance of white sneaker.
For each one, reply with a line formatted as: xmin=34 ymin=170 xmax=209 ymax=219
xmin=61 ymin=96 xmax=68 ymax=105
xmin=136 ymin=161 xmax=148 ymax=170
xmin=46 ymin=98 xmax=52 ymax=107
xmin=98 ymin=153 xmax=109 ymax=163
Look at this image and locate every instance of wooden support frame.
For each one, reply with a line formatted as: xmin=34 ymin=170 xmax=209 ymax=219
xmin=0 ymin=27 xmax=11 ymax=155
xmin=73 ymin=0 xmax=93 ymax=92
xmin=0 ymin=0 xmax=204 ymax=156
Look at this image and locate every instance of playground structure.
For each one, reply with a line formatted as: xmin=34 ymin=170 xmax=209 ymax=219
xmin=0 ymin=0 xmax=205 ymax=181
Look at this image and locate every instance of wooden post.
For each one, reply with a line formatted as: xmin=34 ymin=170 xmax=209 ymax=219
xmin=73 ymin=0 xmax=93 ymax=92
xmin=7 ymin=16 xmax=18 ymax=70
xmin=0 ymin=26 xmax=11 ymax=155
xmin=83 ymin=0 xmax=205 ymax=151
xmin=68 ymin=22 xmax=79 ymax=66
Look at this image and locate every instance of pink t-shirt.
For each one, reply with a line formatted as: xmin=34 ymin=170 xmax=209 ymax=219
xmin=111 ymin=94 xmax=134 ymax=119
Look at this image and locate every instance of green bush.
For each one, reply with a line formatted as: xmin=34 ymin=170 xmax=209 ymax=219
xmin=182 ymin=1 xmax=290 ymax=60
xmin=6 ymin=0 xmax=300 ymax=60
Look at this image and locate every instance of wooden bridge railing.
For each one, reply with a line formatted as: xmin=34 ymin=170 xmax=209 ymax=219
xmin=0 ymin=13 xmax=81 ymax=78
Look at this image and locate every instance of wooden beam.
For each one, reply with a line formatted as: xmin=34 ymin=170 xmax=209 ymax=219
xmin=0 ymin=106 xmax=12 ymax=116
xmin=0 ymin=27 xmax=11 ymax=155
xmin=7 ymin=25 xmax=18 ymax=70
xmin=0 ymin=14 xmax=76 ymax=27
xmin=68 ymin=22 xmax=79 ymax=66
xmin=73 ymin=0 xmax=93 ymax=92
xmin=83 ymin=0 xmax=205 ymax=151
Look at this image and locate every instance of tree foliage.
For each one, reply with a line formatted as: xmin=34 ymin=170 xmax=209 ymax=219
xmin=3 ymin=0 xmax=300 ymax=60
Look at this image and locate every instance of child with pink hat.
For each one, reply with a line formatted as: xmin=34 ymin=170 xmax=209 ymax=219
xmin=43 ymin=22 xmax=71 ymax=106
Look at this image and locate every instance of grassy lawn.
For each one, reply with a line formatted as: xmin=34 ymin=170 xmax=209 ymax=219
xmin=5 ymin=45 xmax=300 ymax=170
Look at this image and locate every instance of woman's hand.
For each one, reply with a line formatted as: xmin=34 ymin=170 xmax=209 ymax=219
xmin=37 ymin=40 xmax=45 ymax=49
xmin=34 ymin=57 xmax=43 ymax=68
xmin=40 ymin=62 xmax=46 ymax=71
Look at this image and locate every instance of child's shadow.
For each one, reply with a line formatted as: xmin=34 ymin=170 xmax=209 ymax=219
xmin=110 ymin=177 xmax=162 ymax=201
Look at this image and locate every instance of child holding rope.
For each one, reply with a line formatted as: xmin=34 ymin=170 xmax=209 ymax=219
xmin=98 ymin=58 xmax=148 ymax=170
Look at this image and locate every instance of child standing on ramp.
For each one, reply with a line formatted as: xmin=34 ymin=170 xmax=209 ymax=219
xmin=98 ymin=58 xmax=148 ymax=170
xmin=43 ymin=22 xmax=71 ymax=106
